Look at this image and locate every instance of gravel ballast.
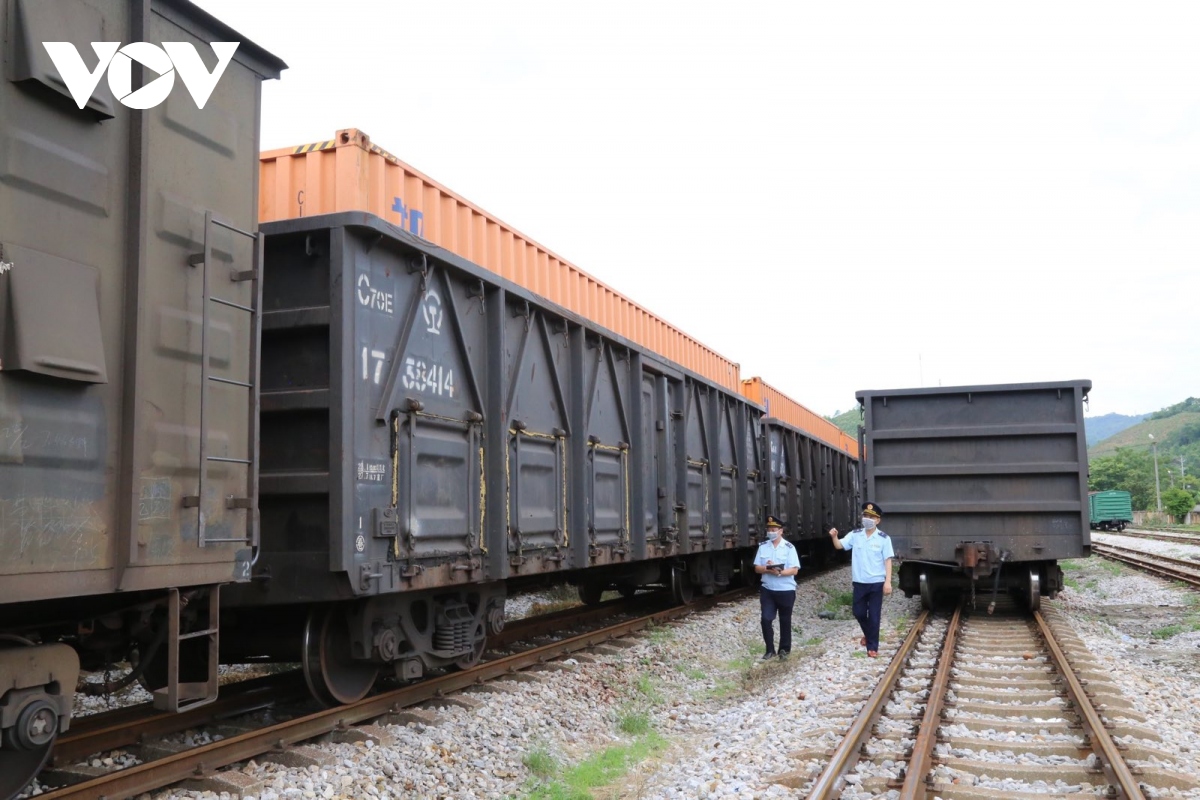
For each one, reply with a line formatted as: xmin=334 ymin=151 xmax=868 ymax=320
xmin=45 ymin=549 xmax=1200 ymax=798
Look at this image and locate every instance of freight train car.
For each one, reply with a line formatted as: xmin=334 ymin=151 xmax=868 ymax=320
xmin=218 ymin=211 xmax=780 ymax=704
xmin=1089 ymin=490 xmax=1133 ymax=531
xmin=856 ymin=381 xmax=1092 ymax=610
xmin=742 ymin=377 xmax=861 ymax=566
xmin=0 ymin=1 xmax=284 ymax=792
xmin=2 ymin=10 xmax=860 ymax=794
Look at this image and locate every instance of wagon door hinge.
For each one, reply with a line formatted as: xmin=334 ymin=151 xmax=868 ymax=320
xmin=511 ymin=299 xmax=532 ymax=331
xmin=408 ymin=253 xmax=430 ymax=293
xmin=468 ymin=279 xmax=486 ymax=312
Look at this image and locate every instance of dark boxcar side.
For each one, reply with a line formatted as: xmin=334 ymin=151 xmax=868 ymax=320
xmin=856 ymin=380 xmax=1091 ymax=608
xmin=0 ymin=0 xmax=281 ymax=603
xmin=0 ymin=0 xmax=283 ymax=789
xmin=232 ymin=212 xmax=763 ymax=692
xmin=763 ymin=419 xmax=860 ymax=563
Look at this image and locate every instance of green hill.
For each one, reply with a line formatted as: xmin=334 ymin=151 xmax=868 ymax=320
xmin=827 ymin=407 xmax=861 ymax=437
xmin=1089 ymin=411 xmax=1200 ymax=458
xmin=1084 ymin=412 xmax=1146 ymax=446
xmin=1087 ymin=398 xmax=1200 ymax=511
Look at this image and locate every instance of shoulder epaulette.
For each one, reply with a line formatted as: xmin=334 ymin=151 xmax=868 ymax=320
xmin=879 ymin=532 xmax=889 ymax=539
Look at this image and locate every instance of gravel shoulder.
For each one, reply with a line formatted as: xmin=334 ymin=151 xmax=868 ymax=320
xmin=98 ymin=552 xmax=1200 ymax=799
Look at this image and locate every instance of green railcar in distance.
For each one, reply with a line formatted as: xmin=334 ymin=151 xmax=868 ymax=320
xmin=1089 ymin=490 xmax=1134 ymax=531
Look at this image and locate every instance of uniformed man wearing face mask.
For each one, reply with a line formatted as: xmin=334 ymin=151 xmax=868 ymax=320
xmin=753 ymin=515 xmax=800 ymax=660
xmin=828 ymin=502 xmax=894 ymax=658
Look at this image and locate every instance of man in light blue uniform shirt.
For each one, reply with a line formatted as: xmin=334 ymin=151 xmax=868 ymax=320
xmin=753 ymin=515 xmax=801 ymax=660
xmin=828 ymin=502 xmax=894 ymax=658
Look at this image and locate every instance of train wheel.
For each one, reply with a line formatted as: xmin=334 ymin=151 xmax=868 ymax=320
xmin=578 ymin=581 xmax=605 ymax=606
xmin=454 ymin=622 xmax=487 ymax=671
xmin=1026 ymin=569 xmax=1041 ymax=611
xmin=301 ymin=607 xmax=378 ymax=707
xmin=0 ymin=697 xmax=57 ymax=800
xmin=670 ymin=568 xmax=694 ymax=605
xmin=919 ymin=572 xmax=934 ymax=610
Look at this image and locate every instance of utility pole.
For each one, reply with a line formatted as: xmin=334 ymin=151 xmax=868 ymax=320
xmin=1150 ymin=434 xmax=1162 ymax=512
xmin=1181 ymin=454 xmax=1187 ymax=488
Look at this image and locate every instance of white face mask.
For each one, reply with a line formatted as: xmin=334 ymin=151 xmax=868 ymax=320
xmin=862 ymin=517 xmax=877 ymax=530
xmin=768 ymin=528 xmax=782 ymax=541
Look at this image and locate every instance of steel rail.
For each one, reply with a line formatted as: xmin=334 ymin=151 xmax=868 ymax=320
xmin=35 ymin=591 xmax=738 ymax=799
xmin=43 ymin=589 xmax=691 ymax=788
xmin=1033 ymin=610 xmax=1146 ymax=800
xmin=1094 ymin=542 xmax=1200 ymax=571
xmin=52 ymin=672 xmax=307 ymax=767
xmin=1093 ymin=544 xmax=1200 ymax=589
xmin=490 ymin=593 xmax=653 ymax=648
xmin=805 ymin=609 xmax=931 ymax=800
xmin=897 ymin=603 xmax=962 ymax=799
xmin=1121 ymin=530 xmax=1200 ymax=546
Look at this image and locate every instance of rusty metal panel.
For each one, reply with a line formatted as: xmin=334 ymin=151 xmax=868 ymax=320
xmin=856 ymin=380 xmax=1092 ymax=565
xmin=0 ymin=0 xmax=283 ymax=601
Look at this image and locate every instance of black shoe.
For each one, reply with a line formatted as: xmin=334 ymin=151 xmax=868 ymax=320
xmin=761 ymin=651 xmax=776 ymax=661
xmin=778 ymin=650 xmax=790 ymax=660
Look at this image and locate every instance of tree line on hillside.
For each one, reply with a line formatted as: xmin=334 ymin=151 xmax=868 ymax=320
xmin=1089 ymin=398 xmax=1200 ymax=517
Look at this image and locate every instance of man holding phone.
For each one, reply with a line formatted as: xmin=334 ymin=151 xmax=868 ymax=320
xmin=754 ymin=515 xmax=800 ymax=660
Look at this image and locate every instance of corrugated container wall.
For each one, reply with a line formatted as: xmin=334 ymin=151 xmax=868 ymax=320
xmin=741 ymin=377 xmax=859 ymax=458
xmin=259 ymin=129 xmax=740 ymax=392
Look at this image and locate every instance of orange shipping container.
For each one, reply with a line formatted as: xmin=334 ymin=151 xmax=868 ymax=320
xmin=260 ymin=129 xmax=740 ymax=392
xmin=741 ymin=377 xmax=859 ymax=459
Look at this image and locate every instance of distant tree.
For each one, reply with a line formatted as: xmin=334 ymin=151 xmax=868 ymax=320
xmin=1148 ymin=397 xmax=1200 ymax=421
xmin=1089 ymin=448 xmax=1155 ymax=510
xmin=1177 ymin=421 xmax=1200 ymax=447
xmin=1162 ymin=487 xmax=1197 ymax=519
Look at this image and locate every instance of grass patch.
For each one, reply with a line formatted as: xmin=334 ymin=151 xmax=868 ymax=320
xmin=801 ymin=636 xmax=823 ymax=647
xmin=1097 ymin=560 xmax=1124 ymax=576
xmin=1064 ymin=577 xmax=1080 ymax=590
xmin=725 ymin=653 xmax=755 ymax=672
xmin=646 ymin=624 xmax=675 ymax=646
xmin=525 ymin=732 xmax=667 ymax=799
xmin=704 ymin=678 xmax=739 ymax=699
xmin=820 ymin=588 xmax=854 ymax=616
xmin=524 ymin=746 xmax=558 ymax=778
xmin=1150 ymin=617 xmax=1200 ymax=640
xmin=676 ymin=664 xmax=706 ymax=680
xmin=1060 ymin=560 xmax=1083 ymax=572
xmin=618 ymin=710 xmax=651 ymax=735
xmin=851 ymin=650 xmax=867 ymax=659
xmin=634 ymin=674 xmax=664 ymax=705
xmin=1152 ymin=624 xmax=1184 ymax=639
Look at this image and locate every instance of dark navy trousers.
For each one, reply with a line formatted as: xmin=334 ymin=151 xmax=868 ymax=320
xmin=852 ymin=581 xmax=884 ymax=652
xmin=760 ymin=587 xmax=795 ymax=654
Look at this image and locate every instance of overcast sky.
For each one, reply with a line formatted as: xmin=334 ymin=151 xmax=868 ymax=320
xmin=195 ymin=0 xmax=1198 ymax=418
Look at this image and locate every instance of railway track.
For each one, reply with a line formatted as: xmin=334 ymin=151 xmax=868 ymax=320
xmin=800 ymin=600 xmax=1199 ymax=799
xmin=24 ymin=589 xmax=740 ymax=799
xmin=1115 ymin=528 xmax=1200 ymax=547
xmin=34 ymin=592 xmax=651 ymax=791
xmin=1093 ymin=542 xmax=1200 ymax=590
